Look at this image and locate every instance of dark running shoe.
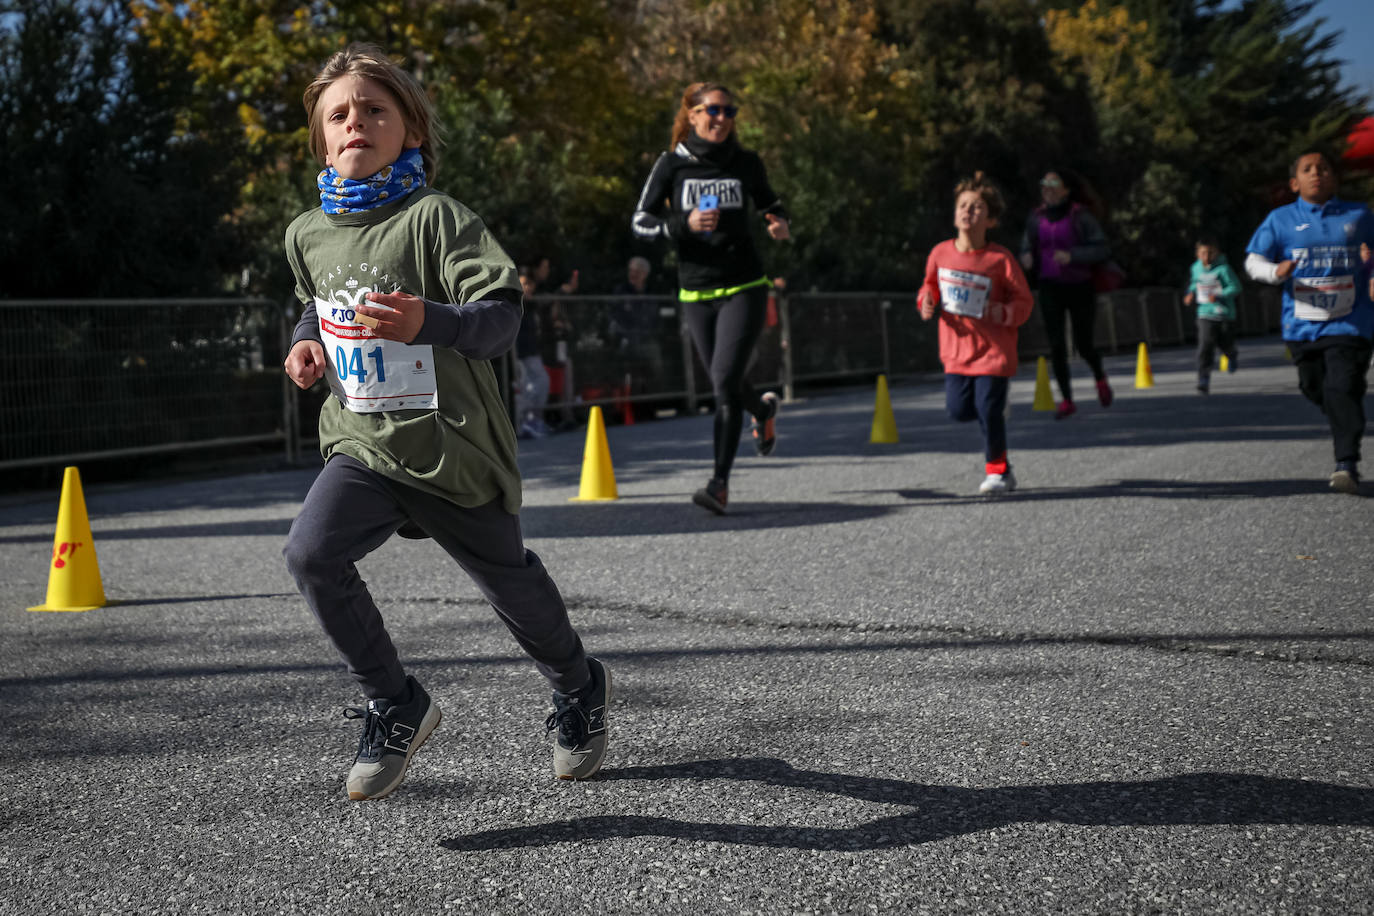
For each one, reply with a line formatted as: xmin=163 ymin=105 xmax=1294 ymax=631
xmin=752 ymin=392 xmax=780 ymax=456
xmin=546 ymin=657 xmax=611 ymax=780
xmin=1330 ymin=461 xmax=1361 ymax=495
xmin=1096 ymin=378 xmax=1113 ymax=407
xmin=342 ymin=676 xmax=441 ymax=801
xmin=692 ymin=478 xmax=728 ymax=515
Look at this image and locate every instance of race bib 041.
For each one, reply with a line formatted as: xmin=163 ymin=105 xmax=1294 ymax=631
xmin=317 ymin=298 xmax=438 ymax=413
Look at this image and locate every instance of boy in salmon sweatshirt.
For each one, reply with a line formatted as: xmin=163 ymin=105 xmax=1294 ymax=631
xmin=919 ymin=172 xmax=1035 ymax=494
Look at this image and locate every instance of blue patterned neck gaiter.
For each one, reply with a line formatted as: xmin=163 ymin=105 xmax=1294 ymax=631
xmin=318 ymin=147 xmax=426 ymax=214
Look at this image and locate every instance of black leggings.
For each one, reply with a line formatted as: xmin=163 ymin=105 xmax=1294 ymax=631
xmin=1039 ymin=280 xmax=1105 ymax=401
xmin=1292 ymin=337 xmax=1372 ymax=464
xmin=684 ymin=286 xmax=769 ymax=482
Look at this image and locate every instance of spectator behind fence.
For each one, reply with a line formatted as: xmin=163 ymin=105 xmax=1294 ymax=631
xmin=610 ymin=256 xmax=665 ymax=416
xmin=279 ymin=43 xmax=611 ymax=801
xmin=532 ymin=255 xmax=579 ymax=431
xmin=1019 ymin=168 xmax=1114 ymax=419
xmin=514 ymin=266 xmax=553 ymax=438
xmin=1182 ymin=236 xmax=1241 ymax=395
xmin=631 ymin=80 xmax=789 ymax=516
xmin=1245 ymin=150 xmax=1374 ymax=494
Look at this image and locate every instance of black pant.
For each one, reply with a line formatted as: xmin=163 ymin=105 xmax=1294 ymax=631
xmin=283 ymin=455 xmax=589 ymax=699
xmin=684 ymin=286 xmax=770 ymax=482
xmin=1196 ymin=318 xmax=1237 ymax=378
xmin=1038 ymin=280 xmax=1104 ymax=402
xmin=944 ymin=374 xmax=1010 ymax=464
xmin=1290 ymin=336 xmax=1373 ymax=465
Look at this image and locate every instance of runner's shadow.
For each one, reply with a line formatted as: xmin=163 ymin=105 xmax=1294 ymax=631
xmin=521 ymin=501 xmax=898 ymax=537
xmin=439 ymin=757 xmax=1372 ymax=852
xmin=880 ymin=477 xmax=1341 ymax=504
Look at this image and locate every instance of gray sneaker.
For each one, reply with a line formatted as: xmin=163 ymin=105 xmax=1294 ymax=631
xmin=546 ymin=657 xmax=611 ymax=780
xmin=342 ymin=676 xmax=441 ymax=801
xmin=1330 ymin=463 xmax=1361 ymax=495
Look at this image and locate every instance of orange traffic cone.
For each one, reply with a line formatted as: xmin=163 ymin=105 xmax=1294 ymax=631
xmin=29 ymin=467 xmax=107 ymax=612
xmin=569 ymin=406 xmax=619 ymax=501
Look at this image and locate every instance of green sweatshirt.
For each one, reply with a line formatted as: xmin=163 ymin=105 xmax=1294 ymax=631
xmin=285 ymin=188 xmax=524 ymax=513
xmin=1187 ymin=255 xmax=1242 ymax=322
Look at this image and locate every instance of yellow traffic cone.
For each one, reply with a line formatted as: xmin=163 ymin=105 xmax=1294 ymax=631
xmin=569 ymin=406 xmax=618 ymax=502
xmin=1134 ymin=342 xmax=1155 ymax=389
xmin=29 ymin=467 xmax=107 ymax=612
xmin=1031 ymin=356 xmax=1055 ymax=411
xmin=869 ymin=374 xmax=899 ymax=443
xmin=1219 ymin=354 xmax=1230 ymax=373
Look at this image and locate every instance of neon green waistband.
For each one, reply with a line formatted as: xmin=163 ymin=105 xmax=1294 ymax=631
xmin=678 ymin=276 xmax=770 ymax=302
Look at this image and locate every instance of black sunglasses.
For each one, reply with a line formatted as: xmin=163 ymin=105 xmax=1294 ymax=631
xmin=694 ymin=104 xmax=739 ymax=119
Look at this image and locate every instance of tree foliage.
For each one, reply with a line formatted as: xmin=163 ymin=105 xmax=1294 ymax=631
xmin=3 ymin=0 xmax=1366 ymax=298
xmin=0 ymin=0 xmax=244 ymax=296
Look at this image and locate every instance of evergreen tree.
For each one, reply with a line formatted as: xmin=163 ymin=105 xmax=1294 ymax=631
xmin=1 ymin=0 xmax=243 ymax=297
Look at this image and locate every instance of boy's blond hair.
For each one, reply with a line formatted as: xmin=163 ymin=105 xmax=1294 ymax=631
xmin=953 ymin=171 xmax=1005 ymax=221
xmin=303 ymin=43 xmax=443 ymax=180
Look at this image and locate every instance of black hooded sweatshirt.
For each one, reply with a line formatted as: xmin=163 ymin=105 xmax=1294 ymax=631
xmin=631 ymin=132 xmax=787 ymax=294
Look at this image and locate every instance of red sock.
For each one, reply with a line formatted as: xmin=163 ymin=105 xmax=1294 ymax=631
xmin=985 ymin=454 xmax=1008 ymax=475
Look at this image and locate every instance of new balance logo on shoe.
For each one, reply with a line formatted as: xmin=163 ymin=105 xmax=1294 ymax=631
xmin=385 ymin=721 xmax=416 ymax=753
xmin=549 ymin=658 xmax=612 ymax=780
xmin=343 ymin=676 xmax=442 ymax=801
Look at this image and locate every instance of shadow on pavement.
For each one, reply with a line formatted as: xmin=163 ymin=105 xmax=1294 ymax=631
xmin=522 ymin=500 xmax=898 ymax=537
xmin=0 ymin=519 xmax=296 ymax=545
xmin=0 ymin=500 xmax=900 ymax=544
xmin=440 ymin=757 xmax=1374 ymax=851
xmin=870 ymin=476 xmax=1352 ymax=503
xmin=11 ymin=626 xmax=1371 ymax=693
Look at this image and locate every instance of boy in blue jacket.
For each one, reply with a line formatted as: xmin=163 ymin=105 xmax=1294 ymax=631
xmin=1246 ymin=151 xmax=1374 ymax=494
xmin=1183 ymin=236 xmax=1242 ymax=394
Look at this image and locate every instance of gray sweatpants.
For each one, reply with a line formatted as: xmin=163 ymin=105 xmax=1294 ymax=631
xmin=283 ymin=454 xmax=589 ymax=699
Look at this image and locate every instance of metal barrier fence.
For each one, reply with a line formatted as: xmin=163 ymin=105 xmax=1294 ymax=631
xmin=0 ymin=299 xmax=291 ymax=471
xmin=2 ymin=287 xmax=1282 ymax=472
xmin=525 ymin=284 xmax=1282 ymax=421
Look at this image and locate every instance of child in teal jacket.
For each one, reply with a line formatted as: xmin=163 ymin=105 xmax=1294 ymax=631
xmin=1183 ymin=237 xmax=1242 ymax=393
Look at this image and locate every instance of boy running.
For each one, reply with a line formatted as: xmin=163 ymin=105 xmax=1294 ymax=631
xmin=1245 ymin=151 xmax=1374 ymax=493
xmin=1183 ymin=236 xmax=1242 ymax=394
xmin=919 ymin=173 xmax=1034 ymax=494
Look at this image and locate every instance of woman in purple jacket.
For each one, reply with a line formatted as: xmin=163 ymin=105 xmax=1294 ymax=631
xmin=1019 ymin=169 xmax=1113 ymax=419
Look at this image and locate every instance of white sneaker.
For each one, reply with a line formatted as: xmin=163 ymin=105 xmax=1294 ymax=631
xmin=979 ymin=470 xmax=1017 ymax=494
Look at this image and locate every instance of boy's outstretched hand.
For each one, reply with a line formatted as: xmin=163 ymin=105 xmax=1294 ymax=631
xmin=284 ymin=340 xmax=326 ymax=390
xmin=355 ymin=290 xmax=426 ymax=343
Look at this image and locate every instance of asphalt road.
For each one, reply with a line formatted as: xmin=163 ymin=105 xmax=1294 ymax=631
xmin=2 ymin=338 xmax=1370 ymax=915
